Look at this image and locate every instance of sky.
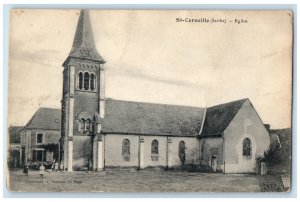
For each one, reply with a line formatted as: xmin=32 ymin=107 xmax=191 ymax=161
xmin=7 ymin=9 xmax=292 ymax=129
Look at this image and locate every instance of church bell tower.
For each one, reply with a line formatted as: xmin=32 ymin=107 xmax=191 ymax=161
xmin=61 ymin=10 xmax=105 ymax=171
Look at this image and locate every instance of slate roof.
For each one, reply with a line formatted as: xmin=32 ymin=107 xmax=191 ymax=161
xmin=200 ymin=99 xmax=248 ymax=137
xmin=66 ymin=10 xmax=105 ymax=63
xmin=24 ymin=108 xmax=61 ymax=130
xmin=102 ymin=99 xmax=206 ymax=136
xmin=21 ymin=99 xmax=250 ymax=137
xmin=9 ymin=126 xmax=23 ymax=144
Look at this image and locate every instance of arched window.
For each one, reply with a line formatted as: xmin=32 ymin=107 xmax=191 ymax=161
xmin=80 ymin=118 xmax=85 ymax=132
xmin=151 ymin=140 xmax=159 ymax=154
xmin=243 ymin=138 xmax=251 ymax=156
xmin=90 ymin=74 xmax=95 ymax=91
xmin=85 ymin=119 xmax=91 ymax=133
xmin=78 ymin=112 xmax=93 ymax=134
xmin=179 ymin=141 xmax=186 ymax=155
xmin=84 ymin=72 xmax=89 ymax=90
xmin=78 ymin=72 xmax=83 ymax=89
xmin=122 ymin=139 xmax=130 ymax=161
xmin=178 ymin=141 xmax=186 ymax=165
xmin=151 ymin=140 xmax=159 ymax=161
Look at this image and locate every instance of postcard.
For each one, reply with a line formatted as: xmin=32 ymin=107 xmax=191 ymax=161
xmin=7 ymin=9 xmax=292 ymax=192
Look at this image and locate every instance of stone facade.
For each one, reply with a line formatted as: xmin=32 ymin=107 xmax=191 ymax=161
xmin=61 ymin=61 xmax=105 ymax=170
xmin=17 ymin=107 xmax=61 ymax=166
xmin=198 ymin=100 xmax=270 ymax=173
xmin=199 ymin=137 xmax=224 ymax=172
xmin=223 ymin=100 xmax=270 ymax=173
xmin=20 ymin=129 xmax=60 ymax=165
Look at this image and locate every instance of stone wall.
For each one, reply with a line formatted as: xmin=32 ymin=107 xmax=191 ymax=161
xmin=199 ymin=137 xmax=224 ymax=172
xmin=224 ymin=100 xmax=270 ymax=173
xmin=104 ymin=134 xmax=139 ymax=168
xmin=103 ymin=134 xmax=199 ymax=169
xmin=20 ymin=129 xmax=60 ymax=163
xmin=72 ymin=135 xmax=93 ymax=170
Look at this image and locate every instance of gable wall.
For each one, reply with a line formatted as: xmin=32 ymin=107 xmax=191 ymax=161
xmin=224 ymin=100 xmax=270 ymax=173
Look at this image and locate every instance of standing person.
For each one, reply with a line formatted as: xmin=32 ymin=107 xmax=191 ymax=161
xmin=179 ymin=153 xmax=186 ymax=166
xmin=39 ymin=163 xmax=45 ymax=178
xmin=88 ymin=159 xmax=93 ymax=171
xmin=51 ymin=159 xmax=56 ymax=172
xmin=54 ymin=161 xmax=59 ymax=172
xmin=23 ymin=164 xmax=29 ymax=176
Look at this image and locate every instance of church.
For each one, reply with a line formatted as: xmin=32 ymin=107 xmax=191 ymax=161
xmin=59 ymin=10 xmax=270 ymax=173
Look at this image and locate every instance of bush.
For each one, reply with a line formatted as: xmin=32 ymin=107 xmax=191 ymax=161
xmin=264 ymin=145 xmax=290 ymax=174
xmin=180 ymin=164 xmax=214 ymax=173
xmin=264 ymin=146 xmax=282 ymax=165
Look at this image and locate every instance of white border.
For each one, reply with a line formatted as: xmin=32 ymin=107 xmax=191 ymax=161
xmin=1 ymin=0 xmax=299 ymax=201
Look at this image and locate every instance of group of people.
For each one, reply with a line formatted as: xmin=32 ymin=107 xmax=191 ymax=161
xmin=51 ymin=159 xmax=60 ymax=172
xmin=23 ymin=159 xmax=64 ymax=178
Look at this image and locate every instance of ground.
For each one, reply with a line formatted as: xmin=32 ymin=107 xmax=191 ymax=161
xmin=7 ymin=169 xmax=284 ymax=192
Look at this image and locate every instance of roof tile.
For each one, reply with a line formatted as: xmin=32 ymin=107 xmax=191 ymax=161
xmin=24 ymin=108 xmax=61 ymax=130
xmin=201 ymin=99 xmax=248 ymax=137
xmin=102 ymin=99 xmax=205 ymax=136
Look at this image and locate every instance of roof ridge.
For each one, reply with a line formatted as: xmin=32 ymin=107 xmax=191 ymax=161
xmin=105 ymin=98 xmax=205 ymax=109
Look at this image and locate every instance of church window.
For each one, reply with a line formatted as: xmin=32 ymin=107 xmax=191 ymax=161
xmin=78 ymin=72 xmax=83 ymax=89
xmin=151 ymin=140 xmax=159 ymax=161
xmin=90 ymin=74 xmax=95 ymax=91
xmin=84 ymin=72 xmax=90 ymax=90
xmin=78 ymin=72 xmax=96 ymax=91
xmin=79 ymin=118 xmax=93 ymax=134
xmin=85 ymin=119 xmax=91 ymax=133
xmin=243 ymin=138 xmax=251 ymax=156
xmin=78 ymin=112 xmax=94 ymax=134
xmin=80 ymin=118 xmax=85 ymax=133
xmin=179 ymin=141 xmax=186 ymax=156
xmin=122 ymin=139 xmax=130 ymax=161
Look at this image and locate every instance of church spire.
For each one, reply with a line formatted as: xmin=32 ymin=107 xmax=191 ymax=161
xmin=67 ymin=9 xmax=105 ymax=63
